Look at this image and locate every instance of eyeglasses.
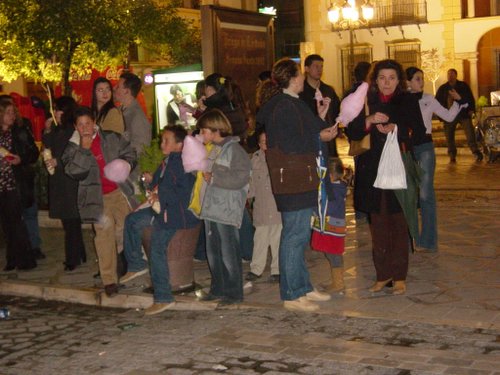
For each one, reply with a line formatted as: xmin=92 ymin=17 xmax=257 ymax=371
xmin=96 ymin=88 xmax=111 ymax=93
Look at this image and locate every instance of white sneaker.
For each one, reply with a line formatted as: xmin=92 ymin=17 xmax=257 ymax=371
xmin=144 ymin=302 xmax=176 ymax=316
xmin=283 ymin=297 xmax=320 ymax=312
xmin=306 ymin=288 xmax=331 ymax=302
xmin=120 ymin=269 xmax=148 ymax=283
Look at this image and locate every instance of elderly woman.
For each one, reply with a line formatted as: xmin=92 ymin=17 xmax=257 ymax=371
xmin=256 ymin=58 xmax=337 ymax=312
xmin=0 ymin=99 xmax=38 ymax=271
xmin=347 ymin=59 xmax=416 ymax=295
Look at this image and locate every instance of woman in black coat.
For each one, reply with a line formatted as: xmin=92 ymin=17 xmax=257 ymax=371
xmin=42 ymin=96 xmax=86 ymax=271
xmin=203 ymin=73 xmax=248 ymax=138
xmin=0 ymin=99 xmax=38 ymax=271
xmin=347 ymin=59 xmax=416 ymax=295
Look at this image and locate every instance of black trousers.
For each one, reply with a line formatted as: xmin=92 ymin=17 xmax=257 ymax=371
xmin=62 ymin=218 xmax=86 ymax=266
xmin=0 ymin=189 xmax=36 ymax=268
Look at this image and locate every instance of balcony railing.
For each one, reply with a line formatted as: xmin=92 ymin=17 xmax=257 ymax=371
xmin=356 ymin=0 xmax=428 ymax=30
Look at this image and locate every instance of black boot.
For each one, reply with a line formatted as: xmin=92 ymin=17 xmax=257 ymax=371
xmin=474 ymin=151 xmax=483 ymax=162
xmin=117 ymin=252 xmax=128 ymax=278
xmin=32 ymin=248 xmax=46 ymax=260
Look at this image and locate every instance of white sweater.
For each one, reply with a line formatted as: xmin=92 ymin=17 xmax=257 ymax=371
xmin=418 ymin=93 xmax=467 ymax=134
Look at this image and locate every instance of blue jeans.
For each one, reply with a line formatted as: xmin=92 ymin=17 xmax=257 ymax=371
xmin=23 ymin=202 xmax=41 ymax=249
xmin=239 ymin=208 xmax=254 ymax=261
xmin=123 ymin=208 xmax=153 ymax=272
xmin=279 ymin=208 xmax=314 ymax=301
xmin=150 ymin=225 xmax=176 ymax=303
xmin=414 ymin=142 xmax=438 ymax=250
xmin=205 ymin=220 xmax=243 ymax=302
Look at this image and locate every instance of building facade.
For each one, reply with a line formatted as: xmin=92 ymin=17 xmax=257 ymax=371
xmin=303 ymin=0 xmax=499 ymax=100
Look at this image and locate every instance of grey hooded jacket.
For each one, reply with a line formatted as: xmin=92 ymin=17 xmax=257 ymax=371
xmin=199 ymin=136 xmax=251 ymax=228
xmin=62 ymin=129 xmax=137 ymax=223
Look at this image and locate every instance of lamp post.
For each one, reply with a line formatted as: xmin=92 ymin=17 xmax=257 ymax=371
xmin=328 ymin=0 xmax=374 ymax=86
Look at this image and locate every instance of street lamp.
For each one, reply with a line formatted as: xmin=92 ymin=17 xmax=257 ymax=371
xmin=328 ymin=0 xmax=374 ymax=85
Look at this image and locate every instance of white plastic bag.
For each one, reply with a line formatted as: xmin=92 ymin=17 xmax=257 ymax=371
xmin=373 ymin=126 xmax=407 ymax=189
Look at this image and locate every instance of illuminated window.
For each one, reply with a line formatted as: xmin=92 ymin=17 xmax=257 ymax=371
xmin=387 ymin=39 xmax=421 ymax=72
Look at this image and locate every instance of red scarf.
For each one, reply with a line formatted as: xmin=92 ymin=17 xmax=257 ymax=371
xmin=378 ymin=92 xmax=395 ymax=103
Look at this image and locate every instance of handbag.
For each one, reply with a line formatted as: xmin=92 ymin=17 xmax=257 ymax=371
xmin=265 ymin=101 xmax=319 ymax=195
xmin=373 ymin=125 xmax=407 ymax=189
xmin=348 ymin=134 xmax=370 ymax=156
xmin=348 ymin=97 xmax=371 ymax=156
xmin=266 ymin=147 xmax=318 ymax=195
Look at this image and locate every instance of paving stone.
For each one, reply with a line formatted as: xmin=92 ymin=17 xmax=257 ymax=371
xmin=398 ymin=361 xmax=448 ymax=374
xmin=246 ymin=344 xmax=282 ymax=354
xmin=224 ymin=358 xmax=257 ymax=368
xmin=386 ymin=352 xmax=431 ymax=363
xmin=318 ymin=352 xmax=360 ymax=363
xmin=281 ymin=347 xmax=322 ymax=359
xmin=0 ymin=328 xmax=27 ymax=334
xmin=358 ymin=357 xmax=401 ymax=368
xmin=259 ymin=361 xmax=288 ymax=371
xmin=165 ymin=370 xmax=196 ymax=375
xmin=444 ymin=367 xmax=493 ymax=375
xmin=429 ymin=356 xmax=475 ymax=366
xmin=471 ymin=360 xmax=500 ymax=371
xmin=226 ymin=369 xmax=259 ymax=375
xmin=13 ymin=338 xmax=31 ymax=343
xmin=10 ymin=341 xmax=34 ymax=350
xmin=307 ymin=344 xmax=349 ymax=354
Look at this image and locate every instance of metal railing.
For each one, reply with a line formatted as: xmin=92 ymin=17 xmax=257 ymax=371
xmin=356 ymin=0 xmax=428 ymax=30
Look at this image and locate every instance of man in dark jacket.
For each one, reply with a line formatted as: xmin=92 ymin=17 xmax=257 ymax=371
xmin=299 ymin=54 xmax=341 ymax=157
xmin=435 ymin=68 xmax=482 ymax=162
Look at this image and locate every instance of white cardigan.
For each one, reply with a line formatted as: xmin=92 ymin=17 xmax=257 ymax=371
xmin=418 ymin=93 xmax=468 ymax=134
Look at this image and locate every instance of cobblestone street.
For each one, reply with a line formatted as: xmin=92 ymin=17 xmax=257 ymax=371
xmin=1 ymin=295 xmax=500 ymax=375
xmin=1 ymin=142 xmax=499 ymax=374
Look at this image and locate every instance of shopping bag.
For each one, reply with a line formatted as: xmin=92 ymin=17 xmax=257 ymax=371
xmin=373 ymin=126 xmax=407 ymax=189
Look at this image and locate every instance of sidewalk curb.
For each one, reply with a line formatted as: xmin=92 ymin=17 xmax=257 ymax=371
xmin=0 ymin=280 xmax=217 ymax=311
xmin=2 ymin=279 xmax=498 ymax=330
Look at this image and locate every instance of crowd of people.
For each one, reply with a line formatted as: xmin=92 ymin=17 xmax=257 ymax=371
xmin=0 ymin=56 xmax=480 ymax=314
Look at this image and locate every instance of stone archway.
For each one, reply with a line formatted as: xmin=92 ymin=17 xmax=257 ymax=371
xmin=477 ymin=27 xmax=500 ymax=100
